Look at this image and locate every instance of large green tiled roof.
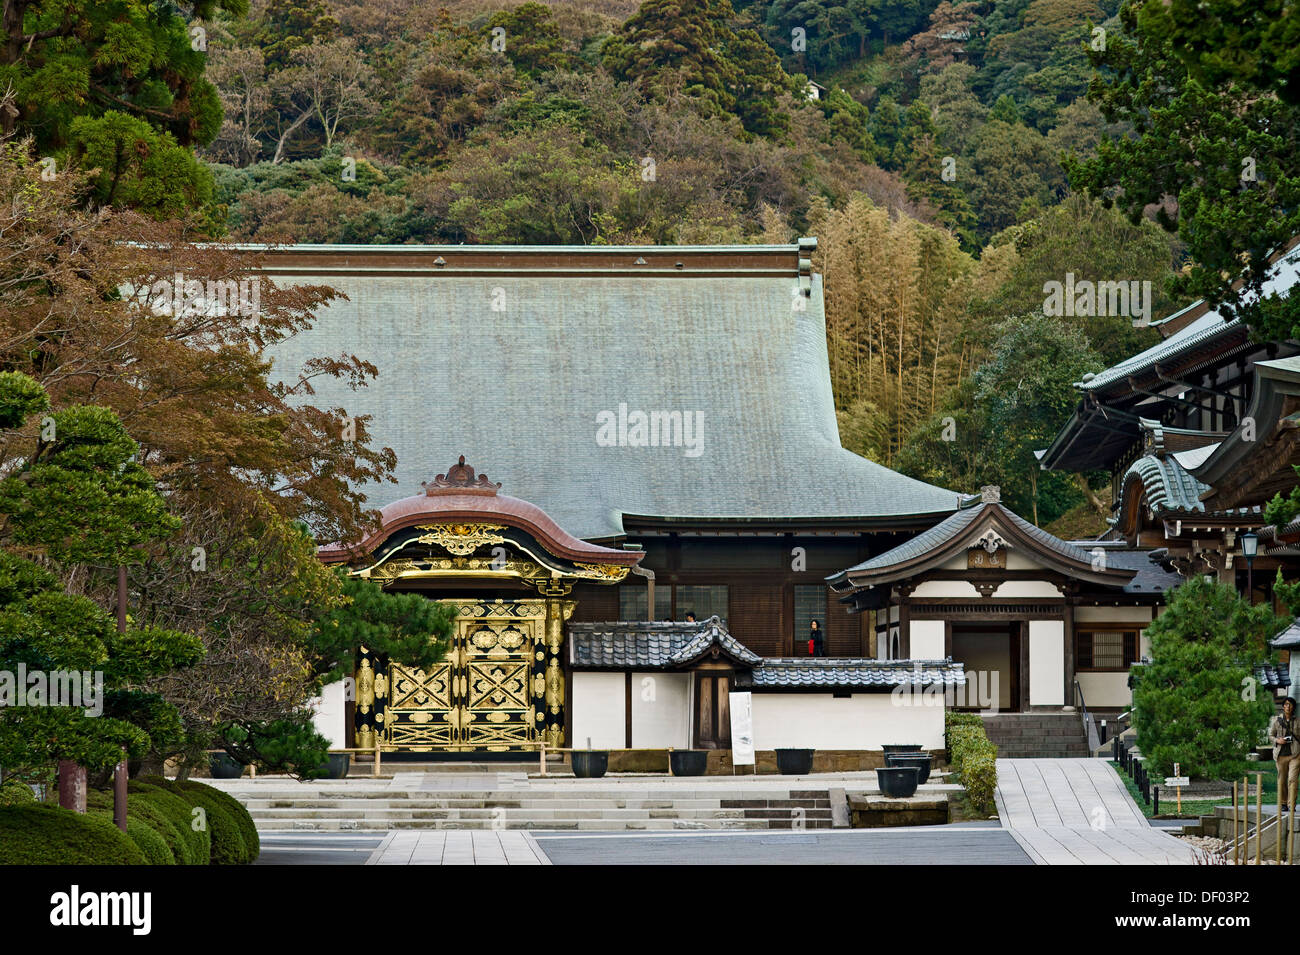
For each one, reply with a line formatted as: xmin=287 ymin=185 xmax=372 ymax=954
xmin=258 ymin=244 xmax=961 ymax=539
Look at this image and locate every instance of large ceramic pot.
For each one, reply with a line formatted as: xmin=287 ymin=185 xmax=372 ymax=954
xmin=876 ymin=766 xmax=920 ymax=798
xmin=571 ymin=750 xmax=609 ymax=779
xmin=885 ymin=752 xmax=932 ymax=784
xmin=209 ymin=753 xmax=243 ymax=779
xmin=669 ymin=750 xmax=709 ymax=776
xmin=326 ymin=753 xmax=350 ymax=779
xmin=881 ymin=744 xmax=924 ymax=755
xmin=774 ymin=748 xmax=816 ymax=775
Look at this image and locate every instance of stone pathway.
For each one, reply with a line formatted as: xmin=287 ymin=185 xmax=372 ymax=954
xmin=994 ymin=758 xmax=1198 ymax=864
xmin=366 ymin=829 xmax=552 ymax=865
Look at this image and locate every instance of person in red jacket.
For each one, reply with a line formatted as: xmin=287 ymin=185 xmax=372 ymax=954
xmin=809 ymin=619 xmax=825 ymax=657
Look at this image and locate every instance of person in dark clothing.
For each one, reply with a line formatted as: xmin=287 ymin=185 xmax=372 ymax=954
xmin=809 ymin=619 xmax=825 ymax=657
xmin=1272 ymin=697 xmax=1300 ymax=810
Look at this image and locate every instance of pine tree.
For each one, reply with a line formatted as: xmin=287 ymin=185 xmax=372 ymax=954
xmin=1133 ymin=577 xmax=1281 ymax=779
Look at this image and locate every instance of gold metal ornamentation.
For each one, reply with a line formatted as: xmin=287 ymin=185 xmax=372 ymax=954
xmin=414 ymin=523 xmax=507 ymax=556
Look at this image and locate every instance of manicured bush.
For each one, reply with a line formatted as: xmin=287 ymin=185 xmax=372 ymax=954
xmin=963 ymin=751 xmax=999 ymax=816
xmin=176 ymin=780 xmax=259 ymax=862
xmin=944 ymin=711 xmax=999 ymax=815
xmin=128 ymin=781 xmax=210 ymax=865
xmin=89 ymin=787 xmax=190 ymax=865
xmin=87 ymin=809 xmax=175 ymax=865
xmin=0 ymin=777 xmax=36 ymax=805
xmin=140 ymin=776 xmax=250 ymax=865
xmin=0 ymin=804 xmax=146 ymax=864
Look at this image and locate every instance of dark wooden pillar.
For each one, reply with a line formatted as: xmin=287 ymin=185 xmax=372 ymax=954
xmin=625 ymin=672 xmax=633 ymax=749
xmin=898 ymin=587 xmax=911 ymax=658
xmin=1018 ymin=620 xmax=1030 ymax=712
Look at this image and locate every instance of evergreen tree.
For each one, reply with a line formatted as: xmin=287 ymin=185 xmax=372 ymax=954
xmin=1133 ymin=577 xmax=1280 ymax=779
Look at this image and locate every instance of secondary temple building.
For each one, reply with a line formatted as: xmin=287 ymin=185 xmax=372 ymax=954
xmin=260 ymin=241 xmax=1178 ymax=763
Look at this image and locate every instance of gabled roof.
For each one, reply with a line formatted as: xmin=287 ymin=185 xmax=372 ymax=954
xmin=259 ymin=243 xmax=961 ymax=540
xmin=826 ymin=494 xmax=1138 ymax=592
xmin=568 ymin=616 xmax=761 ymax=669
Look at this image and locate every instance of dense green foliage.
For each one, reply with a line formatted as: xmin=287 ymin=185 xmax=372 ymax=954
xmin=0 ymin=804 xmax=147 ymax=864
xmin=309 ymin=569 xmax=454 ymax=687
xmin=84 ymin=777 xmax=257 ymax=864
xmin=0 ymin=0 xmax=248 ymax=222
xmin=1132 ymin=578 xmax=1281 ymax=779
xmin=1069 ymin=0 xmax=1300 ymax=339
xmin=0 ymin=374 xmax=204 ymax=774
xmin=945 ymin=710 xmax=997 ymax=815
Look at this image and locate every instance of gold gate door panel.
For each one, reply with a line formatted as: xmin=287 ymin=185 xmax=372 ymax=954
xmin=386 ymin=662 xmax=455 ymax=751
xmin=383 ymin=614 xmax=542 ymax=753
xmin=464 ymin=623 xmax=536 ymax=751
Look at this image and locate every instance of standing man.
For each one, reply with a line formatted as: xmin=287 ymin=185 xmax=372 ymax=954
xmin=1271 ymin=697 xmax=1300 ymax=811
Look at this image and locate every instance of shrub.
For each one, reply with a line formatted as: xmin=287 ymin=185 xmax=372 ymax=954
xmin=128 ymin=781 xmax=210 ymax=865
xmin=1133 ymin=576 xmax=1281 ymax=778
xmin=177 ymin=780 xmax=259 ymax=862
xmin=944 ymin=711 xmax=999 ymax=815
xmin=963 ymin=751 xmax=999 ymax=815
xmin=0 ymin=804 xmax=146 ymax=864
xmin=89 ymin=787 xmax=189 ymax=865
xmin=87 ymin=809 xmax=175 ymax=865
xmin=140 ymin=776 xmax=252 ymax=865
xmin=0 ymin=777 xmax=36 ymax=805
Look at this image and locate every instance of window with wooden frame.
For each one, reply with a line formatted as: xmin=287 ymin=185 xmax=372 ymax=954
xmin=794 ymin=584 xmax=827 ymax=647
xmin=1076 ymin=628 xmax=1140 ymax=671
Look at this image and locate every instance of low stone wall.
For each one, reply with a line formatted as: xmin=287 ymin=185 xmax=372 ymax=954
xmin=848 ymin=793 xmax=949 ymax=828
xmin=603 ymin=749 xmax=946 ymax=775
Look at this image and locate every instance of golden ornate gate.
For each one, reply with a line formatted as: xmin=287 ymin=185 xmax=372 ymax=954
xmin=375 ymin=598 xmax=572 ymax=753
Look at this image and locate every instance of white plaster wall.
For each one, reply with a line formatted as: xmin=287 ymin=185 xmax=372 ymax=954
xmin=310 ymin=680 xmax=348 ymax=749
xmin=631 ymin=672 xmax=691 ymax=748
xmin=911 ymin=579 xmax=982 ymax=598
xmin=1077 ymin=672 xmax=1132 ymax=709
xmin=1005 ymin=550 xmax=1044 ymax=571
xmin=910 ymin=619 xmax=946 ymax=659
xmin=750 ymin=693 xmax=945 ymax=750
xmin=994 ymin=580 xmax=1062 ymax=598
xmin=571 ymin=672 xmax=626 ymax=749
xmin=1029 ymin=619 xmax=1065 ymax=706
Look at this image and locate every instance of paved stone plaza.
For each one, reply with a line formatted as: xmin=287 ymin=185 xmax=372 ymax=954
xmin=237 ymin=756 xmax=1197 ymax=865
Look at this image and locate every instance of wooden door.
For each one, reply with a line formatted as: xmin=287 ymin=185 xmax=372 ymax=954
xmin=694 ymin=672 xmax=732 ymax=749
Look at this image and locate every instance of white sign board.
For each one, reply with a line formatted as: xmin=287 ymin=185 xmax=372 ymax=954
xmin=729 ymin=691 xmax=754 ymax=766
xmin=1164 ymin=777 xmax=1190 ymax=787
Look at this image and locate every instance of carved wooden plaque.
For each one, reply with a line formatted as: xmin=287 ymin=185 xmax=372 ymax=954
xmin=967 ymin=548 xmax=1007 ymax=569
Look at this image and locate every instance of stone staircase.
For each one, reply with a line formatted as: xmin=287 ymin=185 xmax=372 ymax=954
xmin=981 ymin=713 xmax=1090 ymax=758
xmin=208 ymin=780 xmax=836 ymax=832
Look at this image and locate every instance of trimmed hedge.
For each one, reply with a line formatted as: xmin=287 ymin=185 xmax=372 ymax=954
xmin=945 ymin=711 xmax=998 ymax=816
xmin=0 ymin=804 xmax=147 ymax=865
xmin=140 ymin=777 xmax=252 ymax=865
xmin=85 ymin=779 xmax=257 ymax=865
xmin=176 ymin=780 xmax=259 ymax=862
xmin=89 ymin=787 xmax=192 ymax=865
xmin=128 ymin=781 xmax=211 ymax=865
xmin=86 ymin=809 xmax=175 ymax=865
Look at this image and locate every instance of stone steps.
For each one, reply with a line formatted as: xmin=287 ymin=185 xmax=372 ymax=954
xmin=980 ymin=714 xmax=1090 ymax=758
xmin=214 ymin=780 xmax=837 ymax=831
xmin=267 ymin=818 xmax=787 ymax=831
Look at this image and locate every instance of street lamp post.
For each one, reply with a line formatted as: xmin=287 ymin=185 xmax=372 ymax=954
xmin=1241 ymin=531 xmax=1260 ymax=604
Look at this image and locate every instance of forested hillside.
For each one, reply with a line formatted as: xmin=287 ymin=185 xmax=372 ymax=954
xmin=19 ymin=0 xmax=1204 ymax=533
xmin=182 ymin=0 xmax=1191 ymax=533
